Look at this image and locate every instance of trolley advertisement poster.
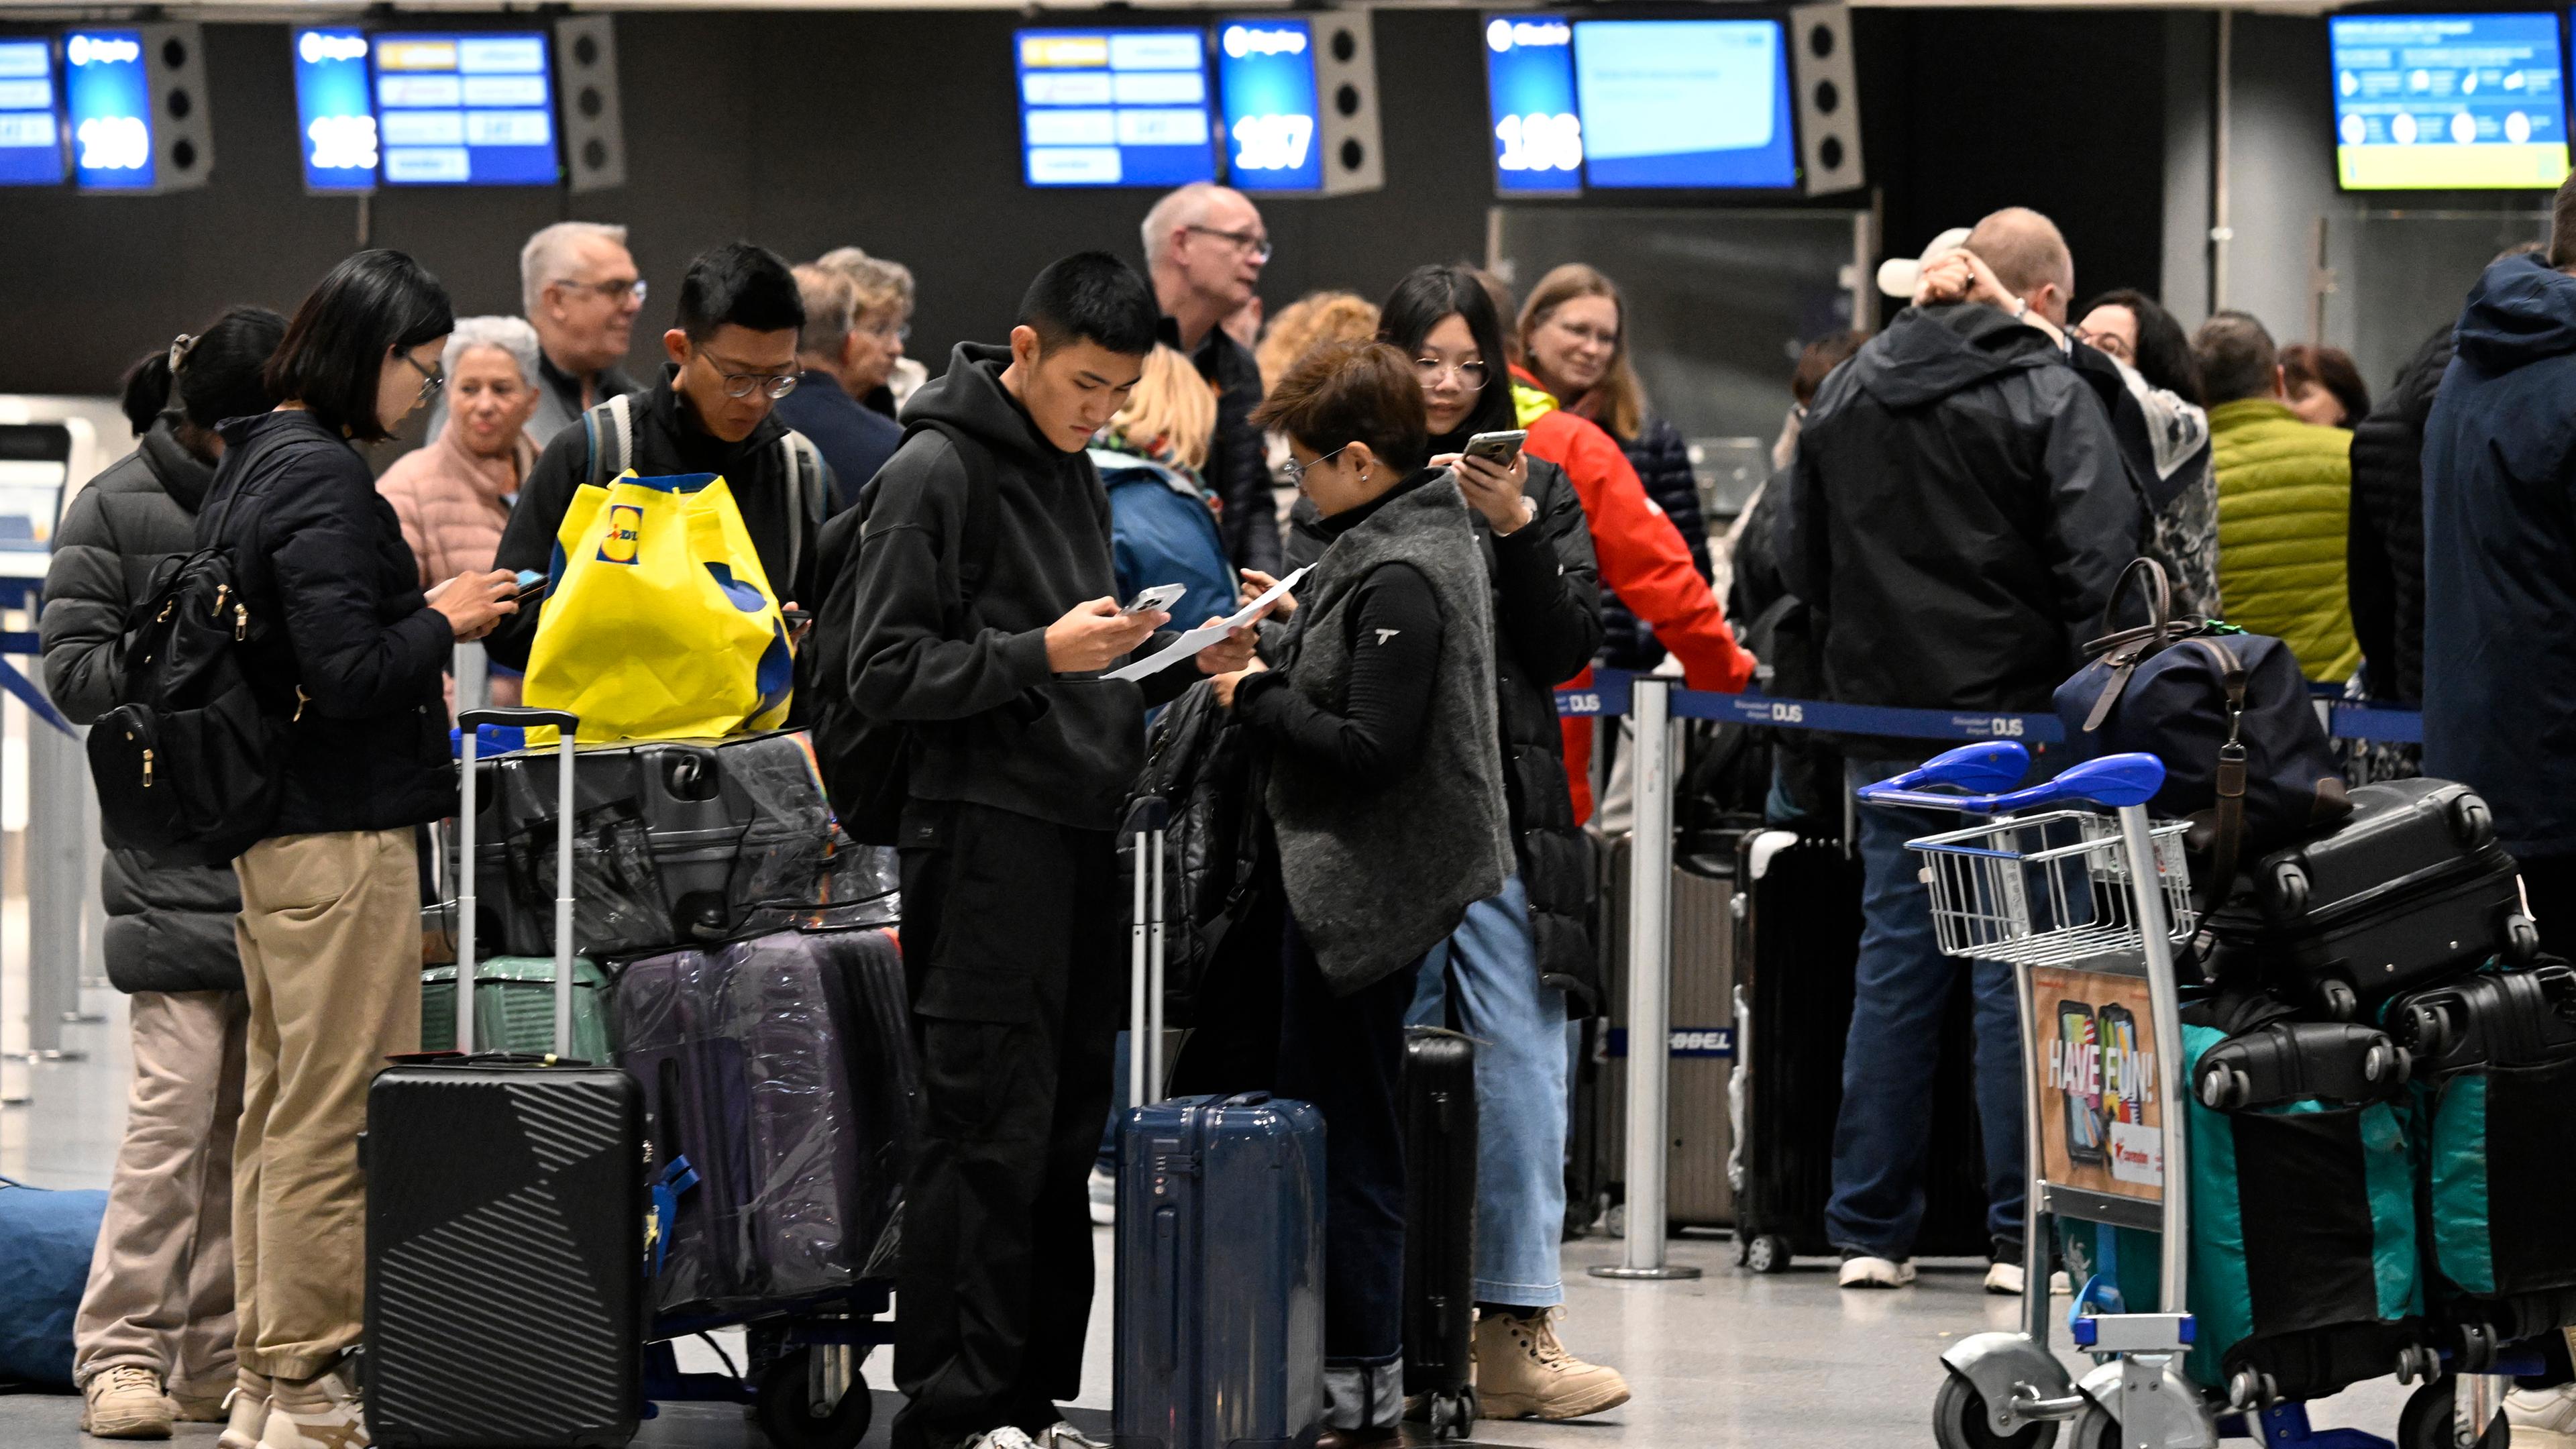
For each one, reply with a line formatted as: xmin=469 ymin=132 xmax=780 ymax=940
xmin=2031 ymin=966 xmax=2164 ymax=1199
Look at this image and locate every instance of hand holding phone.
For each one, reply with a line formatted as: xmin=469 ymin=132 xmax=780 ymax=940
xmin=1464 ymin=429 xmax=1528 ymax=468
xmin=1123 ymin=582 xmax=1187 ymax=616
xmin=511 ymin=569 xmax=553 ymax=606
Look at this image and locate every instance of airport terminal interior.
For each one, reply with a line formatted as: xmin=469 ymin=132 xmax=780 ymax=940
xmin=0 ymin=0 xmax=2568 ymax=1447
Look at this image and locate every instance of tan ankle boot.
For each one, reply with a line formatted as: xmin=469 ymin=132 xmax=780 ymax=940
xmin=1471 ymin=1308 xmax=1631 ymax=1421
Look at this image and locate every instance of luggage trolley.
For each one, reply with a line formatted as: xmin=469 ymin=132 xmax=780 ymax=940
xmin=1861 ymin=742 xmax=2222 ymax=1449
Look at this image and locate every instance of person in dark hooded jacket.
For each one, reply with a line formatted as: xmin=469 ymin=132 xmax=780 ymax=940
xmin=43 ymin=306 xmax=281 ymax=1442
xmin=2347 ymin=322 xmax=2449 ymax=708
xmin=2423 ymin=216 xmax=2576 ymax=952
xmin=1780 ymin=207 xmax=2141 ymax=1293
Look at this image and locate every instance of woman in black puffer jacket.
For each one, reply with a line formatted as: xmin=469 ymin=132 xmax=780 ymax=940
xmin=1515 ymin=263 xmax=1712 ymax=670
xmin=42 ymin=307 xmax=282 ymax=1440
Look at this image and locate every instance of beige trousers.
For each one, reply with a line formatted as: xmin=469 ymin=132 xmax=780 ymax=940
xmin=70 ymin=989 xmax=249 ymax=1394
xmin=231 ymin=829 xmax=423 ymax=1381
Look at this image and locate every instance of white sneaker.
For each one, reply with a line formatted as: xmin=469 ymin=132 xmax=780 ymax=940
xmin=2049 ymin=1271 xmax=2073 ymax=1297
xmin=2506 ymin=1383 xmax=2576 ymax=1448
xmin=1984 ymin=1260 xmax=2026 ymax=1296
xmin=218 ymin=1372 xmax=271 ymax=1449
xmin=1087 ymin=1167 xmax=1116 ymax=1227
xmin=1038 ymin=1421 xmax=1108 ymax=1449
xmin=1837 ymin=1254 xmax=1917 ymax=1289
xmin=964 ymin=1429 xmax=1040 ymax=1449
xmin=256 ymin=1367 xmax=368 ymax=1449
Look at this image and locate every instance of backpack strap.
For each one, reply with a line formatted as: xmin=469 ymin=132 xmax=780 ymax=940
xmin=2186 ymin=635 xmax=2251 ymax=906
xmin=902 ymin=419 xmax=1001 ymax=615
xmin=580 ymin=392 xmax=637 ymax=488
xmin=777 ymin=429 xmax=826 ymax=595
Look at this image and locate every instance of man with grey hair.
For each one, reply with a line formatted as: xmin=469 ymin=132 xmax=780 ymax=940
xmin=1779 ymin=204 xmax=2141 ymax=1297
xmin=816 ymin=246 xmax=926 ymax=416
xmin=1141 ymin=182 xmax=1279 ymax=570
xmin=426 ymin=221 xmax=644 ymax=449
xmin=775 ymin=262 xmax=906 ymax=513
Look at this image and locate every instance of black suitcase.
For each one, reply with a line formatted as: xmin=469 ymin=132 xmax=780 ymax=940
xmin=2190 ymin=1020 xmax=2411 ymax=1111
xmin=1399 ymin=1026 xmax=1477 ymax=1436
xmin=366 ymin=708 xmax=645 ymax=1449
xmin=2212 ymin=778 xmax=2540 ymax=1017
xmin=1729 ymin=830 xmax=1988 ymax=1271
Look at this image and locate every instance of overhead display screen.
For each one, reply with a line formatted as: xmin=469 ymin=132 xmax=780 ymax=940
xmin=372 ymin=32 xmax=558 ymax=186
xmin=63 ymin=29 xmax=153 ymax=191
xmin=0 ymin=39 xmax=64 ymax=186
xmin=1216 ymin=18 xmax=1322 ymax=193
xmin=2331 ymin=13 xmax=2569 ymax=190
xmin=1016 ymin=28 xmax=1217 ymax=189
xmin=1485 ymin=15 xmax=1582 ymax=194
xmin=1572 ymin=19 xmax=1796 ymax=189
xmin=291 ymin=28 xmax=376 ymax=192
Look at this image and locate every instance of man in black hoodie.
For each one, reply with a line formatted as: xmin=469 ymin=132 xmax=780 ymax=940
xmin=843 ymin=253 xmax=1256 ymax=1449
xmin=486 ymin=242 xmax=833 ymax=674
xmin=1780 ymin=207 xmax=2141 ymax=1294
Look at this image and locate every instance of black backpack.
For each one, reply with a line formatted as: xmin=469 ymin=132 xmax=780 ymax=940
xmin=2053 ymin=557 xmax=2352 ymax=900
xmin=805 ymin=421 xmax=996 ymax=846
xmin=87 ymin=503 xmax=284 ymax=865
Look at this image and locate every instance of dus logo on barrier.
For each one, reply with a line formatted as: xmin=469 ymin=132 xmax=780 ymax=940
xmin=596 ymin=504 xmax=643 ymax=565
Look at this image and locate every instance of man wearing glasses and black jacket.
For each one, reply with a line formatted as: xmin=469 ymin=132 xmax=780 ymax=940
xmin=486 ymin=241 xmax=836 ymax=674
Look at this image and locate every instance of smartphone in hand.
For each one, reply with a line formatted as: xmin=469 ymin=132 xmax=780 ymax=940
xmin=1464 ymin=429 xmax=1528 ymax=468
xmin=1122 ymin=583 xmax=1187 ymax=616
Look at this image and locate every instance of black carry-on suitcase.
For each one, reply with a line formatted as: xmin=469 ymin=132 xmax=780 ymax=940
xmin=1729 ymin=829 xmax=1988 ymax=1272
xmin=1401 ymin=1026 xmax=1479 ymax=1437
xmin=366 ymin=708 xmax=645 ymax=1449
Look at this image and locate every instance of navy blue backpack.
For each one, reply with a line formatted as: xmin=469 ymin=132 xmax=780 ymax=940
xmin=0 ymin=1177 xmax=105 ymax=1389
xmin=2054 ymin=558 xmax=2351 ymax=900
xmin=1094 ymin=450 xmax=1238 ymax=633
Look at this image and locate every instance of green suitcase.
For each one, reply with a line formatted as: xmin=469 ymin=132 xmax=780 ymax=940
xmin=420 ymin=956 xmax=613 ymax=1063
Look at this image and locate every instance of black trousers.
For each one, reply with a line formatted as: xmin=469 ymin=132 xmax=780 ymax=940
xmin=892 ymin=800 xmax=1122 ymax=1449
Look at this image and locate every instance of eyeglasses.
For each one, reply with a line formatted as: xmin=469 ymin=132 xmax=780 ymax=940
xmin=1185 ymin=224 xmax=1274 ymax=264
xmin=861 ymin=319 xmax=912 ymax=343
xmin=400 ymin=350 xmax=445 ymax=402
xmin=1416 ymin=356 xmax=1490 ymax=390
xmin=1281 ymin=442 xmax=1350 ymax=488
xmin=552 ymin=276 xmax=648 ymax=305
xmin=708 ymin=364 xmax=800 ymax=400
xmin=1548 ymin=319 xmax=1619 ymax=350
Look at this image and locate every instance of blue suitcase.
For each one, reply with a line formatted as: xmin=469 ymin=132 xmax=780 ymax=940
xmin=1112 ymin=1091 xmax=1326 ymax=1449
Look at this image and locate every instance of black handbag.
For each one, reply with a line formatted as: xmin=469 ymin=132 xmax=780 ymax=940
xmin=2052 ymin=558 xmax=2351 ymax=900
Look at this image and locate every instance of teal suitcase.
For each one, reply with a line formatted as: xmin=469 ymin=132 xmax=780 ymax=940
xmin=421 ymin=956 xmax=613 ymax=1063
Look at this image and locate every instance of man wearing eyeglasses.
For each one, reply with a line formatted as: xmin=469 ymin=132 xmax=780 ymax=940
xmin=484 ymin=241 xmax=835 ymax=676
xmin=426 ymin=221 xmax=645 ymax=451
xmin=1142 ymin=182 xmax=1281 ymax=574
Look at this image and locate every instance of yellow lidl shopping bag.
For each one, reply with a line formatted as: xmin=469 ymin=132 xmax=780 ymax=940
xmin=522 ymin=471 xmax=794 ymax=743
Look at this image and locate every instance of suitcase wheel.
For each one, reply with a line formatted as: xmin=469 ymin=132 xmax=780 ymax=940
xmin=2398 ymin=1375 xmax=2508 ymax=1449
xmin=1424 ymin=1388 xmax=1478 ymax=1440
xmin=2449 ymin=794 xmax=2496 ymax=851
xmin=1932 ymin=1371 xmax=2054 ymax=1449
xmin=1741 ymin=1234 xmax=1793 ymax=1275
xmin=2506 ymin=913 xmax=2542 ymax=967
xmin=2364 ymin=1040 xmax=2410 ymax=1089
xmin=2318 ymin=979 xmax=2359 ymax=1022
xmin=754 ymin=1345 xmax=873 ymax=1449
xmin=2196 ymin=1064 xmax=2247 ymax=1112
xmin=2269 ymin=861 xmax=2311 ymax=917
xmin=2400 ymin=1002 xmax=2452 ymax=1061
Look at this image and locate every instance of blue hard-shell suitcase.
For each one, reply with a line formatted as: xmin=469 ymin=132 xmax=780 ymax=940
xmin=1112 ymin=1091 xmax=1326 ymax=1449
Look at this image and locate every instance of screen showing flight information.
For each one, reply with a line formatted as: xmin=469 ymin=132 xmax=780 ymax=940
xmin=0 ymin=40 xmax=63 ymax=186
xmin=2331 ymin=13 xmax=2569 ymax=189
xmin=372 ymin=31 xmax=559 ymax=186
xmin=1016 ymin=27 xmax=1218 ymax=189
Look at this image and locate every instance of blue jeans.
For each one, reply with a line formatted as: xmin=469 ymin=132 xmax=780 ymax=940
xmin=1406 ymin=875 xmax=1570 ymax=1308
xmin=1825 ymin=759 xmax=2027 ymax=1258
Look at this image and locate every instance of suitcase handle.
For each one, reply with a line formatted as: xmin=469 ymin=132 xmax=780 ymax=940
xmin=455 ymin=708 xmax=583 ymax=1057
xmin=460 ymin=706 xmax=580 ymax=732
xmin=1858 ymin=749 xmax=2167 ymax=815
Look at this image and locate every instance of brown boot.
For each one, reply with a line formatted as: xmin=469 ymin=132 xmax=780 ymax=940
xmin=1472 ymin=1308 xmax=1632 ymax=1421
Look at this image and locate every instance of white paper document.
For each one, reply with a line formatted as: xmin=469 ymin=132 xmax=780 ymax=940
xmin=1102 ymin=566 xmax=1308 ymax=682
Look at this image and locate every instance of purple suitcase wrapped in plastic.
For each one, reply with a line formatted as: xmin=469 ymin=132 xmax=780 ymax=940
xmin=616 ymin=926 xmax=914 ymax=1325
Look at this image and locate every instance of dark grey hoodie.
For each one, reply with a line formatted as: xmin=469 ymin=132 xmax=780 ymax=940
xmin=845 ymin=342 xmax=1187 ymax=831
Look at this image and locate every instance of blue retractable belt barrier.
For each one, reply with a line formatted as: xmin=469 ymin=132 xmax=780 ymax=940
xmin=1557 ymin=668 xmax=2425 ymax=745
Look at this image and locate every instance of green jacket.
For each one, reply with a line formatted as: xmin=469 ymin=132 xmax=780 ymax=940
xmin=2208 ymin=398 xmax=2361 ymax=682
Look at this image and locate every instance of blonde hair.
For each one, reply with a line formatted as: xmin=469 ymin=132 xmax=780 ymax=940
xmin=1110 ymin=345 xmax=1218 ymax=473
xmin=1255 ymin=290 xmax=1381 ymax=393
xmin=1517 ymin=263 xmax=1646 ymax=440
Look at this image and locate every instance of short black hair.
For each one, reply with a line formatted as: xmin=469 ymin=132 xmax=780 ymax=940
xmin=676 ymin=242 xmax=805 ymax=343
xmin=1018 ymin=252 xmax=1159 ymax=357
xmin=266 ymin=250 xmax=453 ymax=443
xmin=2078 ymin=288 xmax=2202 ymax=406
xmin=2191 ymin=310 xmax=2278 ymax=407
xmin=1378 ymin=264 xmax=1515 ymax=443
xmin=122 ymin=304 xmax=289 ymax=435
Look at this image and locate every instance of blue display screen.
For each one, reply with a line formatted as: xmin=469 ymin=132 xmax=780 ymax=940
xmin=291 ymin=29 xmax=376 ymax=193
xmin=2330 ymin=12 xmax=2570 ymax=189
xmin=1216 ymin=17 xmax=1322 ymax=192
xmin=0 ymin=39 xmax=63 ymax=186
xmin=1572 ymin=19 xmax=1797 ymax=190
xmin=1485 ymin=14 xmax=1582 ymax=194
xmin=372 ymin=32 xmax=557 ymax=186
xmin=63 ymin=30 xmax=153 ymax=191
xmin=1016 ymin=28 xmax=1217 ymax=188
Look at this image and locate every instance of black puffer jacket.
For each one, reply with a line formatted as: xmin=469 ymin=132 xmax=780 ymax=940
xmin=2347 ymin=324 xmax=2451 ymax=706
xmin=1603 ymin=415 xmax=1711 ymax=669
xmin=1289 ymin=455 xmax=1604 ymax=1005
xmin=201 ymin=411 xmax=456 ymax=838
xmin=40 ymin=419 xmax=243 ymax=994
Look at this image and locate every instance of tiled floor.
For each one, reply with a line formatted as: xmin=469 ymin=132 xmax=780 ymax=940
xmin=3 ymin=989 xmax=2418 ymax=1447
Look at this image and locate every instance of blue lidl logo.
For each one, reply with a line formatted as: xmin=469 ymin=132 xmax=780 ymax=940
xmin=596 ymin=504 xmax=642 ymax=564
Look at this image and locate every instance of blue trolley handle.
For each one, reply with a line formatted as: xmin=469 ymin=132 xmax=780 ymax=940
xmin=1856 ymin=741 xmax=2169 ymax=814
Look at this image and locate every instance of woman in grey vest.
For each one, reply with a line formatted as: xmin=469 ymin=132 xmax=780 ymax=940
xmin=1208 ymin=340 xmax=1512 ymax=1446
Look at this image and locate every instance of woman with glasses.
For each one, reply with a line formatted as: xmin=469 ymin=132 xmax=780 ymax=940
xmin=376 ymin=315 xmax=545 ymax=706
xmin=1515 ymin=264 xmax=1715 ymax=673
xmin=194 ymin=249 xmax=522 ymax=1449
